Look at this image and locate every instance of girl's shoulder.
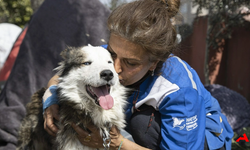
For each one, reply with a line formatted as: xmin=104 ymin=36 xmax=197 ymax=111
xmin=159 ymin=56 xmax=199 ymax=90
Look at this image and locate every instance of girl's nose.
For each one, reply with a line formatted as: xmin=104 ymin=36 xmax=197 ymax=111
xmin=114 ymin=58 xmax=122 ymax=74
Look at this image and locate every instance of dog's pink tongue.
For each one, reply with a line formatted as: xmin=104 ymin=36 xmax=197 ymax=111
xmin=92 ymin=85 xmax=114 ymax=110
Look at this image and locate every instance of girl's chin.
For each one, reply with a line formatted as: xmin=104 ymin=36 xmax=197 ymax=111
xmin=119 ymin=80 xmax=126 ymax=85
xmin=120 ymin=80 xmax=138 ymax=87
xmin=120 ymin=80 xmax=132 ymax=86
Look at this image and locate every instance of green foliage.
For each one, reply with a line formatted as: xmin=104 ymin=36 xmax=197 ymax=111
xmin=193 ymin=0 xmax=250 ymax=16
xmin=232 ymin=127 xmax=250 ymax=150
xmin=0 ymin=0 xmax=33 ymax=28
xmin=193 ymin=0 xmax=250 ymax=49
xmin=192 ymin=0 xmax=250 ymax=84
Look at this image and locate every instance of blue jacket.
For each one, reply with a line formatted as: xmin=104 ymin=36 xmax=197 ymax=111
xmin=124 ymin=56 xmax=234 ymax=150
xmin=44 ymin=45 xmax=234 ymax=149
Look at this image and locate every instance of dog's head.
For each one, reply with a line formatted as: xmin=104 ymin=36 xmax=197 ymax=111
xmin=55 ymin=45 xmax=120 ymax=110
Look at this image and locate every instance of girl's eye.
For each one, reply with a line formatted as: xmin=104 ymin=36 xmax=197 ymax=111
xmin=83 ymin=62 xmax=92 ymax=65
xmin=126 ymin=61 xmax=137 ymax=66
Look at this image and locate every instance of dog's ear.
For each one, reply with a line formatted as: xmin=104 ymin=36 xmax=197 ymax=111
xmin=56 ymin=46 xmax=84 ymax=76
xmin=60 ymin=46 xmax=73 ymax=60
xmin=60 ymin=46 xmax=83 ymax=61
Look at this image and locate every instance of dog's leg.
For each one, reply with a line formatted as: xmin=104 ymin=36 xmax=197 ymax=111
xmin=17 ymin=88 xmax=54 ymax=150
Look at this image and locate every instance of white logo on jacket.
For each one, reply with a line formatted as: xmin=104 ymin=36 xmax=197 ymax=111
xmin=172 ymin=115 xmax=198 ymax=131
xmin=172 ymin=117 xmax=185 ymax=130
xmin=186 ymin=115 xmax=198 ymax=131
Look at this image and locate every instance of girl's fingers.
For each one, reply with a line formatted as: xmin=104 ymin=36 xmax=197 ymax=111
xmin=71 ymin=123 xmax=89 ymax=138
xmin=85 ymin=122 xmax=99 ymax=133
xmin=46 ymin=113 xmax=59 ymax=133
xmin=43 ymin=105 xmax=59 ymax=135
xmin=43 ymin=116 xmax=57 ymax=136
xmin=71 ymin=123 xmax=103 ymax=148
xmin=50 ymin=104 xmax=60 ymax=121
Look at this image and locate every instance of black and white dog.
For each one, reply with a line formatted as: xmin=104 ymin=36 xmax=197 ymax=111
xmin=17 ymin=45 xmax=127 ymax=150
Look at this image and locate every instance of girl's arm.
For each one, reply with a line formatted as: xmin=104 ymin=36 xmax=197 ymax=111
xmin=43 ymin=74 xmax=60 ymax=136
xmin=47 ymin=74 xmax=59 ymax=87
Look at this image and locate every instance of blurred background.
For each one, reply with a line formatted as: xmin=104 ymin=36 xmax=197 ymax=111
xmin=0 ymin=0 xmax=250 ymax=149
xmin=1 ymin=0 xmax=250 ymax=101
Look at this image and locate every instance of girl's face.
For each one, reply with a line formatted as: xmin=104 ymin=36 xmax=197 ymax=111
xmin=108 ymin=34 xmax=158 ymax=86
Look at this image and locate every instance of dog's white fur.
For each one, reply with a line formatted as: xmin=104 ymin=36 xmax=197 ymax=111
xmin=17 ymin=45 xmax=127 ymax=150
xmin=55 ymin=45 xmax=127 ymax=149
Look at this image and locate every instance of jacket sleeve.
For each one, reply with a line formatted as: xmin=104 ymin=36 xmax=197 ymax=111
xmin=42 ymin=85 xmax=59 ymax=113
xmin=158 ymin=87 xmax=206 ymax=150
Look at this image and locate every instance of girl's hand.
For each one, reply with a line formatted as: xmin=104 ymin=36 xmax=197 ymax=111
xmin=43 ymin=104 xmax=60 ymax=136
xmin=72 ymin=124 xmax=123 ymax=150
xmin=109 ymin=126 xmax=124 ymax=149
xmin=71 ymin=123 xmax=103 ymax=148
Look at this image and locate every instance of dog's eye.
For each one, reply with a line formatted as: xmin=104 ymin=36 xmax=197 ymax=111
xmin=108 ymin=61 xmax=113 ymax=64
xmin=83 ymin=62 xmax=92 ymax=65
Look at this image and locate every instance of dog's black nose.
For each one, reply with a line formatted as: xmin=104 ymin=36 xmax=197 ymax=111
xmin=100 ymin=70 xmax=114 ymax=81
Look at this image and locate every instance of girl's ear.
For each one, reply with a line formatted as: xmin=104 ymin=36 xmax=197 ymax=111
xmin=149 ymin=60 xmax=159 ymax=71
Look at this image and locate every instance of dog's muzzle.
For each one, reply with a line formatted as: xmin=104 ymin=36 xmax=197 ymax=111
xmin=86 ymin=84 xmax=114 ymax=110
xmin=100 ymin=70 xmax=114 ymax=82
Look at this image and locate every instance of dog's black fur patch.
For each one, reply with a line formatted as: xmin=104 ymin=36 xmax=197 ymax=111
xmin=17 ymin=88 xmax=54 ymax=150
